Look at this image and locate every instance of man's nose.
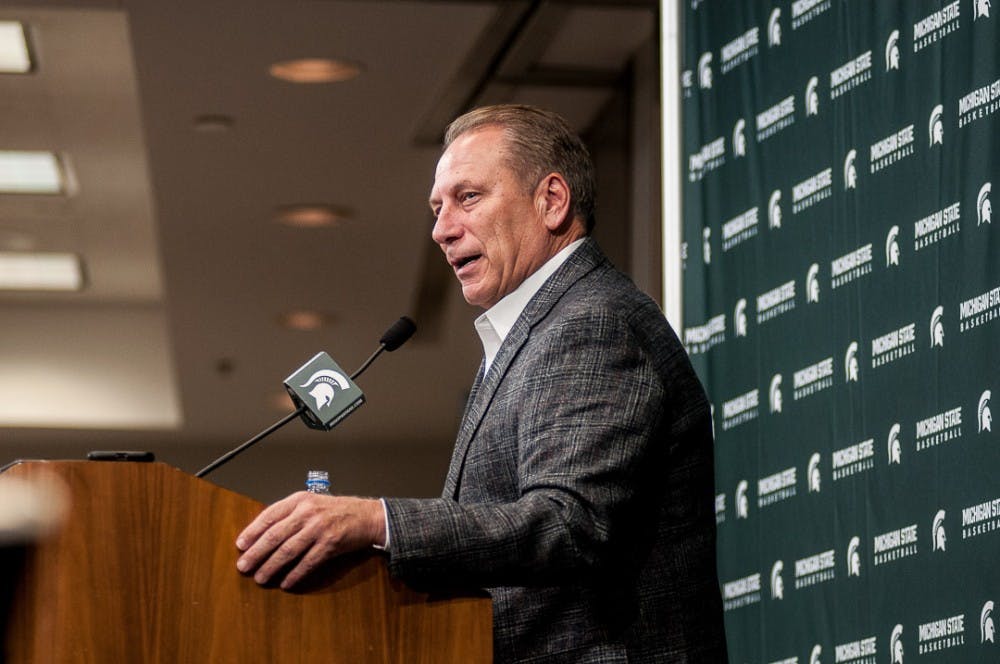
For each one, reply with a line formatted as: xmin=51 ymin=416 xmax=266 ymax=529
xmin=431 ymin=205 xmax=460 ymax=245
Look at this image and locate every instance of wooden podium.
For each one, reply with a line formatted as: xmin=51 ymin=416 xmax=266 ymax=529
xmin=1 ymin=461 xmax=491 ymax=663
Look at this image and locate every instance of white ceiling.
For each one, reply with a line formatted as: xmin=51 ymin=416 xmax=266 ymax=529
xmin=0 ymin=0 xmax=655 ymax=487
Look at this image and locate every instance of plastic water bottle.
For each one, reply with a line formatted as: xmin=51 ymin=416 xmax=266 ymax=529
xmin=305 ymin=470 xmax=331 ymax=495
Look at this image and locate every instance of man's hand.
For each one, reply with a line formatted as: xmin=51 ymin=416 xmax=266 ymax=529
xmin=235 ymin=492 xmax=386 ymax=590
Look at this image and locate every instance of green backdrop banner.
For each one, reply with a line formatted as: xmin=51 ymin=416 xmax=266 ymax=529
xmin=680 ymin=1 xmax=999 ymax=662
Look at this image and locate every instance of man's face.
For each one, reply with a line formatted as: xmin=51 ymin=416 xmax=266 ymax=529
xmin=429 ymin=126 xmax=552 ymax=309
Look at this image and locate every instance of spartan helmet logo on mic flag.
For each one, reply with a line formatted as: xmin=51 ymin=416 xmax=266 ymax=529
xmin=284 ymin=352 xmax=366 ymax=430
xmin=301 ymin=369 xmax=351 ymax=410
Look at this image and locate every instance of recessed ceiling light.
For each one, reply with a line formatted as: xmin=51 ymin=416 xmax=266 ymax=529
xmin=277 ymin=310 xmax=333 ymax=331
xmin=268 ymin=58 xmax=362 ymax=84
xmin=274 ymin=204 xmax=351 ymax=228
xmin=0 ymin=151 xmax=65 ymax=194
xmin=270 ymin=391 xmax=295 ymax=412
xmin=0 ymin=21 xmax=31 ymax=74
xmin=0 ymin=252 xmax=84 ymax=291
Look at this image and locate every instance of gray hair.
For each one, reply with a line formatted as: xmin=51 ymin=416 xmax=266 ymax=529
xmin=444 ymin=104 xmax=597 ymax=232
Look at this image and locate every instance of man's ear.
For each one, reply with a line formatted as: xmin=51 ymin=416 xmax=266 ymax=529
xmin=535 ymin=173 xmax=573 ymax=231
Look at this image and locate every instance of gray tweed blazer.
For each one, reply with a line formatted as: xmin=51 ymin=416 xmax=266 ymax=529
xmin=384 ymin=238 xmax=727 ymax=663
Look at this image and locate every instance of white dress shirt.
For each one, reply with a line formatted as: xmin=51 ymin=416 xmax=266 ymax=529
xmin=474 ymin=238 xmax=586 ymax=372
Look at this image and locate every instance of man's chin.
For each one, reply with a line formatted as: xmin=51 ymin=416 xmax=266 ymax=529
xmin=461 ymin=284 xmax=494 ymax=309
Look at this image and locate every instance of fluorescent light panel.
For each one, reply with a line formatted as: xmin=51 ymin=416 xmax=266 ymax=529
xmin=0 ymin=21 xmax=31 ymax=73
xmin=0 ymin=151 xmax=64 ymax=194
xmin=0 ymin=252 xmax=83 ymax=291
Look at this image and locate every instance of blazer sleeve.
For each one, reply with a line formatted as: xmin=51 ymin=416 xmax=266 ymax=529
xmin=383 ymin=303 xmax=667 ymax=589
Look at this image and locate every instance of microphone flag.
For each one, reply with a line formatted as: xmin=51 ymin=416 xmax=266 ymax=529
xmin=284 ymin=352 xmax=365 ymax=431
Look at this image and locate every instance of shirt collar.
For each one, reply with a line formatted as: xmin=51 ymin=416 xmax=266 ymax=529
xmin=474 ymin=238 xmax=586 ymax=371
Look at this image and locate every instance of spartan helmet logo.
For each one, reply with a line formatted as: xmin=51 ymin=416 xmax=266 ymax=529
xmin=734 ymin=298 xmax=748 ymax=337
xmin=702 ymin=227 xmax=712 ymax=264
xmin=809 ymin=644 xmax=822 ymax=664
xmin=768 ymin=7 xmax=782 ymax=46
xmin=975 ymin=0 xmax=992 ymax=20
xmin=929 ymin=104 xmax=944 ymax=146
xmin=808 ymin=452 xmax=821 ymax=492
xmin=886 ymin=225 xmax=901 ymax=267
xmin=845 ymin=341 xmax=859 ymax=382
xmin=806 ymin=263 xmax=820 ymax=303
xmin=847 ymin=536 xmax=861 ymax=576
xmin=888 ymin=422 xmax=902 ymax=464
xmin=932 ymin=510 xmax=947 ymax=551
xmin=769 ymin=373 xmax=783 ymax=413
xmin=299 ymin=369 xmax=351 ymax=411
xmin=769 ymin=189 xmax=782 ymax=229
xmin=844 ymin=149 xmax=858 ymax=189
xmin=930 ymin=305 xmax=945 ymax=347
xmin=770 ymin=560 xmax=784 ymax=599
xmin=978 ymin=182 xmax=993 ymax=225
xmin=698 ymin=51 xmax=713 ymax=89
xmin=805 ymin=76 xmax=820 ymax=116
xmin=983 ymin=601 xmax=996 ymax=643
xmin=732 ymin=118 xmax=747 ymax=157
xmin=891 ymin=624 xmax=905 ymax=663
xmin=736 ymin=480 xmax=749 ymax=518
xmin=885 ymin=29 xmax=901 ymax=71
xmin=980 ymin=390 xmax=993 ymax=433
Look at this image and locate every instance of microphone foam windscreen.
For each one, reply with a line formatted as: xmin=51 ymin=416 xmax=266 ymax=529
xmin=380 ymin=316 xmax=416 ymax=351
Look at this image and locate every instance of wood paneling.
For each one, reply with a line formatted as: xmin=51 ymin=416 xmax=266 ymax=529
xmin=3 ymin=461 xmax=490 ymax=663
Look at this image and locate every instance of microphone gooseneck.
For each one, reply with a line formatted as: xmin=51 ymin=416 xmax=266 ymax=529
xmin=194 ymin=316 xmax=417 ymax=479
xmin=353 ymin=316 xmax=418 ymax=379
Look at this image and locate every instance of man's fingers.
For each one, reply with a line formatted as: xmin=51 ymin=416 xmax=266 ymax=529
xmin=278 ymin=539 xmax=334 ymax=590
xmin=236 ymin=493 xmax=301 ymax=551
xmin=235 ymin=494 xmax=380 ymax=588
xmin=248 ymin=528 xmax=316 ymax=585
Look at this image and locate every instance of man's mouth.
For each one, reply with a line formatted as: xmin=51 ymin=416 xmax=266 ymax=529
xmin=452 ymin=254 xmax=481 ymax=273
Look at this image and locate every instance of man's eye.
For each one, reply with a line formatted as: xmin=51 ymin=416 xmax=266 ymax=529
xmin=462 ymin=192 xmax=478 ymax=202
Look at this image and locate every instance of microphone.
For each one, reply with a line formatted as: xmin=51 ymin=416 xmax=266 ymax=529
xmin=381 ymin=316 xmax=417 ymax=350
xmin=195 ymin=316 xmax=416 ymax=479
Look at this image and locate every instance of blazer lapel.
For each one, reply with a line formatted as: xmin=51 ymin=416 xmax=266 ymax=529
xmin=444 ymin=238 xmax=607 ymax=499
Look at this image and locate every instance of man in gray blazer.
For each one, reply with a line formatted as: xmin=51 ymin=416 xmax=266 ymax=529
xmin=237 ymin=105 xmax=727 ymax=662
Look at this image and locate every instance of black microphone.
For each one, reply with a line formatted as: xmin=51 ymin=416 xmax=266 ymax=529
xmin=381 ymin=316 xmax=416 ymax=350
xmin=195 ymin=316 xmax=417 ymax=479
